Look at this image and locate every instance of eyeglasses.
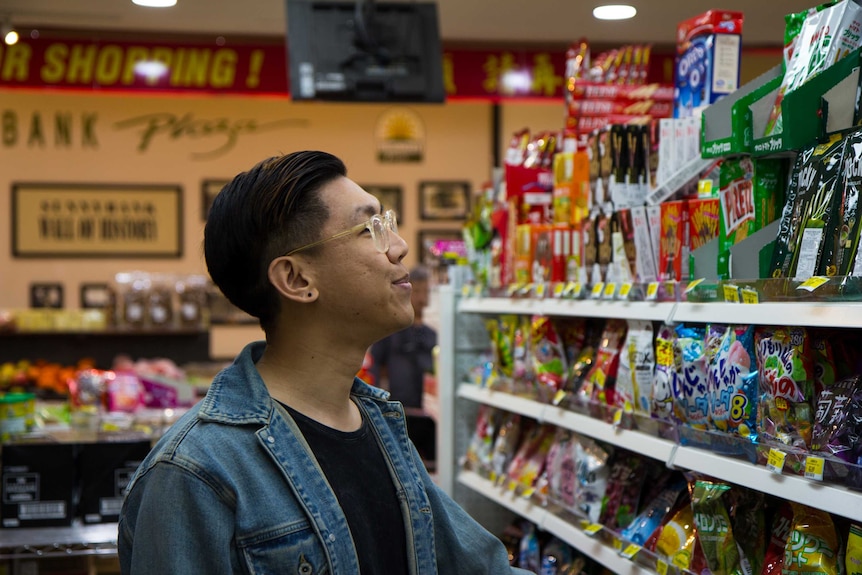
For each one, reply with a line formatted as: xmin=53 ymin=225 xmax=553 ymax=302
xmin=285 ymin=209 xmax=398 ymax=256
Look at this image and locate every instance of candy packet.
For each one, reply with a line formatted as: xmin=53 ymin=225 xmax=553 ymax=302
xmin=727 ymin=486 xmax=766 ymax=575
xmin=579 ymin=318 xmax=627 ymax=408
xmin=690 ymin=480 xmax=743 ymax=575
xmin=812 ymin=374 xmax=862 ymax=485
xmin=544 ymin=428 xmax=580 ymax=511
xmin=490 ymin=412 xmax=525 ymax=484
xmin=518 ymin=520 xmax=541 ymax=573
xmin=575 ymin=437 xmax=612 ymax=524
xmin=599 ymin=449 xmax=647 ymax=531
xmin=676 ymin=324 xmax=710 ymax=430
xmin=464 ymin=405 xmax=499 ymax=476
xmin=531 ymin=315 xmax=568 ymax=404
xmin=848 ymin=524 xmax=862 ymax=575
xmin=783 ymin=502 xmax=841 ymax=575
xmin=506 ymin=424 xmax=556 ymax=495
xmin=755 ymin=326 xmax=815 ymax=451
xmin=615 ymin=319 xmax=655 ymax=415
xmin=710 ymin=325 xmax=759 ymax=440
xmin=653 ymin=495 xmax=707 ymax=573
xmin=761 ymin=501 xmax=794 ymax=575
xmin=652 ymin=323 xmax=682 ymax=423
xmin=619 ymin=473 xmax=686 ymax=546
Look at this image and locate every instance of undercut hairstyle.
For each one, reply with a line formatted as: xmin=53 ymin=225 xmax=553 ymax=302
xmin=204 ymin=151 xmax=346 ymax=331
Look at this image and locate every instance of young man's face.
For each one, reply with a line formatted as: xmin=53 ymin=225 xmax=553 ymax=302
xmin=308 ymin=177 xmax=414 ymax=341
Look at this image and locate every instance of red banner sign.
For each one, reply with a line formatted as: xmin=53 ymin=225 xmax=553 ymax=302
xmin=0 ymin=31 xmax=673 ymax=100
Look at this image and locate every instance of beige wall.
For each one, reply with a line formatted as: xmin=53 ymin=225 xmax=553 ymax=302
xmin=0 ymin=90 xmax=518 ymax=310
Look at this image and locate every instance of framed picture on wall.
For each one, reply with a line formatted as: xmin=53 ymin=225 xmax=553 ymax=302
xmin=361 ymin=184 xmax=403 ymax=217
xmin=418 ymin=181 xmax=471 ymax=221
xmin=416 ymin=229 xmax=464 ymax=264
xmin=201 ymin=179 xmax=230 ymax=221
xmin=80 ymin=283 xmax=113 ymax=309
xmin=30 ymin=282 xmax=64 ymax=309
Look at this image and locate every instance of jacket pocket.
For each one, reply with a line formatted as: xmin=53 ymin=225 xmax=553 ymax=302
xmin=239 ymin=521 xmax=330 ymax=575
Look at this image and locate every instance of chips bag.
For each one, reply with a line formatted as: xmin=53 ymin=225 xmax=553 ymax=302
xmin=783 ymin=502 xmax=841 ymax=575
xmin=531 ymin=315 xmax=569 ymax=403
xmin=761 ymin=502 xmax=794 ymax=575
xmin=676 ymin=324 xmax=710 ymax=429
xmin=691 ymin=480 xmax=743 ymax=575
xmin=847 ymin=524 xmax=862 ymax=575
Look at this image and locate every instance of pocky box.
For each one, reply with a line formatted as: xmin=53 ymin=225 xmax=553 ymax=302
xmin=839 ymin=128 xmax=862 ymax=275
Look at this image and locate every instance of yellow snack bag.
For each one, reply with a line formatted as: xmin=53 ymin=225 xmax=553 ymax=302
xmin=783 ymin=502 xmax=840 ymax=574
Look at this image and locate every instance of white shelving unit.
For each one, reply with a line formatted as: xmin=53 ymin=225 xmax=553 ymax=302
xmin=437 ymin=287 xmax=862 ymax=574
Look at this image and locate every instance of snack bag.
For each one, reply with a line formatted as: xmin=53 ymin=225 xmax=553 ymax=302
xmin=531 ymin=315 xmax=568 ymax=404
xmin=691 ymin=480 xmax=743 ymax=575
xmin=710 ymin=325 xmax=759 ymax=440
xmin=580 ymin=319 xmax=627 ymax=407
xmin=761 ymin=502 xmax=794 ymax=575
xmin=506 ymin=424 xmax=556 ymax=495
xmin=811 ymin=332 xmax=837 ymax=396
xmin=539 ymin=536 xmax=575 ymax=575
xmin=615 ymin=319 xmax=655 ymax=414
xmin=654 ymin=499 xmax=702 ymax=571
xmin=812 ymin=374 xmax=862 ymax=484
xmin=599 ymin=450 xmax=647 ymax=531
xmin=727 ymin=487 xmax=766 ymax=575
xmin=839 ymin=128 xmax=862 ymax=276
xmin=620 ymin=474 xmax=686 ymax=546
xmin=465 ymin=405 xmax=499 ymax=476
xmin=518 ymin=521 xmax=541 ymax=573
xmin=652 ymin=323 xmax=682 ymax=423
xmin=755 ymin=326 xmax=815 ymax=450
xmin=511 ymin=315 xmax=533 ymax=396
xmin=676 ymin=324 xmax=710 ymax=429
xmin=575 ymin=437 xmax=612 ymax=524
xmin=769 ymin=143 xmax=818 ymax=279
xmin=801 ymin=135 xmax=847 ymax=279
xmin=545 ymin=428 xmax=580 ymax=511
xmin=848 ymin=524 xmax=862 ymax=575
xmin=490 ymin=413 xmax=525 ymax=484
xmin=783 ymin=503 xmax=841 ymax=575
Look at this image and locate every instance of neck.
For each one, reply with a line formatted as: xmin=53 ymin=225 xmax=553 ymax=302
xmin=256 ymin=328 xmax=367 ymax=431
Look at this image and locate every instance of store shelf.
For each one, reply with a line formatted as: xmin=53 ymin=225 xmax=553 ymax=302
xmin=458 ymin=471 xmax=654 ymax=575
xmin=671 ymin=445 xmax=862 ymax=520
xmin=458 ymin=385 xmax=676 ymax=464
xmin=0 ymin=523 xmax=118 ymax=560
xmin=458 ymin=383 xmax=862 ymax=522
xmin=672 ymin=301 xmax=862 ymax=328
xmin=458 ymin=298 xmax=675 ymax=322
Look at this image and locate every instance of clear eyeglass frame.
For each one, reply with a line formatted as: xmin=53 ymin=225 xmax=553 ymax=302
xmin=285 ymin=209 xmax=398 ymax=256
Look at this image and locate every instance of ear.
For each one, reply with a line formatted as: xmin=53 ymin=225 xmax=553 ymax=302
xmin=268 ymin=256 xmax=319 ymax=303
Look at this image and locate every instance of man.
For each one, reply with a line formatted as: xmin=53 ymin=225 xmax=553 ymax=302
xmin=118 ymin=151 xmax=532 ymax=574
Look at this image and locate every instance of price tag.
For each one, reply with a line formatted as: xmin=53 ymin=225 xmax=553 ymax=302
xmin=583 ymin=523 xmax=603 ymax=536
xmin=620 ymin=543 xmax=640 ymax=560
xmin=572 ymin=282 xmax=583 ymax=298
xmin=552 ymin=389 xmax=568 ymax=406
xmin=804 ymin=456 xmax=825 ymax=481
xmin=522 ymin=487 xmax=536 ymax=498
xmin=741 ymin=288 xmax=760 ymax=304
xmin=766 ymin=448 xmax=787 ymax=474
xmin=646 ymin=282 xmax=660 ymax=301
xmin=461 ymin=284 xmax=472 ymax=297
xmin=723 ymin=284 xmax=740 ymax=303
xmin=603 ymin=283 xmax=617 ymax=299
xmin=591 ymin=282 xmax=605 ymax=299
xmin=506 ymin=284 xmax=521 ymax=297
xmin=619 ymin=282 xmax=632 ymax=299
xmin=612 ymin=409 xmax=624 ymax=427
xmin=665 ymin=281 xmax=676 ymax=298
xmin=613 ymin=538 xmax=623 ymax=551
xmin=796 ymin=276 xmax=829 ymax=292
xmin=520 ymin=283 xmax=535 ymax=296
xmin=473 ymin=284 xmax=484 ymax=297
xmin=553 ymin=283 xmax=566 ymax=298
xmin=656 ymin=559 xmax=669 ymax=575
xmin=535 ymin=283 xmax=546 ymax=298
xmin=685 ymin=278 xmax=705 ymax=293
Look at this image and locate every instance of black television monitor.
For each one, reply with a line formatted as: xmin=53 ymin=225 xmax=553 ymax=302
xmin=286 ymin=0 xmax=446 ymax=103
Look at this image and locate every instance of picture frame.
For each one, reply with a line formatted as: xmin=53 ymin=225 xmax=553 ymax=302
xmin=418 ymin=180 xmax=471 ymax=221
xmin=416 ymin=229 xmax=464 ymax=264
xmin=201 ymin=179 xmax=230 ymax=221
xmin=80 ymin=283 xmax=113 ymax=309
xmin=12 ymin=182 xmax=183 ymax=258
xmin=30 ymin=282 xmax=64 ymax=309
xmin=361 ymin=184 xmax=403 ymax=217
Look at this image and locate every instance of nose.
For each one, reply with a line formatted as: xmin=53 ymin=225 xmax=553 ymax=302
xmin=387 ymin=227 xmax=408 ymax=262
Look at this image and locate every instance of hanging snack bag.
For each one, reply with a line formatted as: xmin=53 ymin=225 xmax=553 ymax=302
xmin=580 ymin=319 xmax=628 ymax=408
xmin=783 ymin=502 xmax=842 ymax=575
xmin=545 ymin=428 xmax=580 ymax=512
xmin=490 ymin=413 xmax=525 ymax=484
xmin=812 ymin=374 xmax=862 ymax=484
xmin=599 ymin=450 xmax=647 ymax=531
xmin=512 ymin=315 xmax=533 ymax=397
xmin=848 ymin=524 xmax=862 ymax=575
xmin=652 ymin=323 xmax=682 ymax=423
xmin=761 ymin=502 xmax=794 ymax=575
xmin=676 ymin=324 xmax=710 ymax=430
xmin=769 ymin=143 xmax=819 ymax=279
xmin=616 ymin=319 xmax=655 ymax=414
xmin=839 ymin=128 xmax=862 ymax=276
xmin=691 ymin=480 xmax=743 ymax=575
xmin=465 ymin=405 xmax=499 ymax=476
xmin=710 ymin=325 xmax=759 ymax=440
xmin=765 ymin=0 xmax=862 ymax=136
xmin=755 ymin=326 xmax=815 ymax=450
xmin=531 ymin=315 xmax=568 ymax=404
xmin=654 ymin=498 xmax=706 ymax=573
xmin=575 ymin=437 xmax=612 ymax=524
xmin=518 ymin=521 xmax=541 ymax=573
xmin=727 ymin=487 xmax=766 ymax=575
xmin=506 ymin=424 xmax=556 ymax=495
xmin=620 ymin=474 xmax=686 ymax=546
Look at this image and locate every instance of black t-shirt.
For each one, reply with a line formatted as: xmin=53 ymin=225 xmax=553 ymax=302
xmin=283 ymin=403 xmax=409 ymax=575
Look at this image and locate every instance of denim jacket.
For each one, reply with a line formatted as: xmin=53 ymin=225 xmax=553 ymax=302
xmin=119 ymin=341 xmax=533 ymax=575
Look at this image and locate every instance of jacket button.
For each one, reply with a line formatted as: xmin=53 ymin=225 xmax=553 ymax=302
xmin=328 ymin=533 xmax=336 ymax=542
xmin=267 ymin=436 xmax=275 ymax=443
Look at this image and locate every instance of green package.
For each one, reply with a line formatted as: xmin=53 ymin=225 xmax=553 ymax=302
xmin=691 ymin=480 xmax=743 ymax=575
xmin=718 ymin=157 xmax=786 ymax=279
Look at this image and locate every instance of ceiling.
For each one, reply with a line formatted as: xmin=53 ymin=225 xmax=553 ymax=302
xmin=2 ymin=0 xmax=817 ymax=49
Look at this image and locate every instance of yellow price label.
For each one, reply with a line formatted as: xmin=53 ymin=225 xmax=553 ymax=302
xmin=621 ymin=543 xmax=640 ymax=560
xmin=591 ymin=282 xmax=605 ymax=299
xmin=613 ymin=409 xmax=623 ymax=427
xmin=665 ymin=281 xmax=676 ymax=298
xmin=461 ymin=284 xmax=472 ymax=297
xmin=603 ymin=283 xmax=617 ymax=299
xmin=741 ymin=288 xmax=760 ymax=304
xmin=506 ymin=284 xmax=521 ymax=296
xmin=766 ymin=448 xmax=787 ymax=474
xmin=535 ymin=283 xmax=546 ymax=298
xmin=473 ymin=284 xmax=483 ymax=297
xmin=522 ymin=487 xmax=536 ymax=498
xmin=613 ymin=538 xmax=623 ymax=551
xmin=583 ymin=523 xmax=602 ymax=536
xmin=656 ymin=339 xmax=674 ymax=366
xmin=804 ymin=456 xmax=825 ymax=481
xmin=685 ymin=278 xmax=705 ymax=293
xmin=797 ymin=276 xmax=829 ymax=292
xmin=552 ymin=389 xmax=568 ymax=406
xmin=593 ymin=369 xmax=607 ymax=390
xmin=572 ymin=282 xmax=583 ymax=298
xmin=553 ymin=283 xmax=566 ymax=298
xmin=723 ymin=284 xmax=740 ymax=303
xmin=646 ymin=282 xmax=660 ymax=300
xmin=656 ymin=559 xmax=669 ymax=575
xmin=619 ymin=282 xmax=632 ymax=298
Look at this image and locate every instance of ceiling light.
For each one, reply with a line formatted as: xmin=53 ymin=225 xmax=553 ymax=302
xmin=593 ymin=4 xmax=637 ymax=20
xmin=3 ymin=29 xmax=18 ymax=45
xmin=132 ymin=0 xmax=178 ymax=7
